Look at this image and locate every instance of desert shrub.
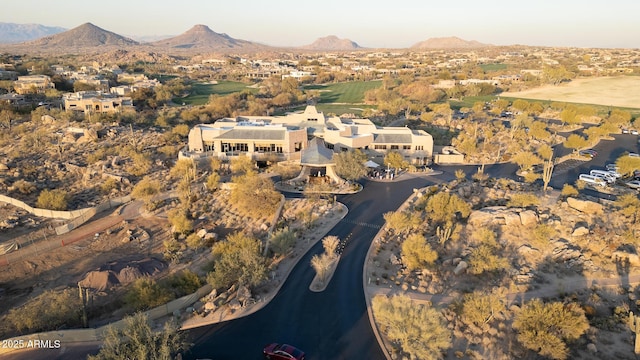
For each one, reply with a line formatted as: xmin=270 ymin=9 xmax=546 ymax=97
xmin=469 ymin=230 xmax=509 ymax=275
xmin=561 ymin=184 xmax=579 ymax=197
xmin=372 ymin=294 xmax=451 ymax=360
xmin=36 ymin=189 xmax=68 ymax=210
xmin=575 ymin=180 xmax=586 ymax=190
xmin=322 ymin=235 xmax=340 ymax=258
xmin=127 ymin=152 xmax=153 ymax=177
xmin=163 ymin=238 xmax=184 ymax=263
xmin=88 ymin=312 xmax=189 ymax=360
xmin=461 ymin=291 xmax=506 ymax=327
xmin=269 ymin=227 xmax=296 ymax=255
xmin=230 ymin=173 xmax=281 ymax=218
xmin=4 ymin=288 xmax=82 ymax=334
xmin=166 ymin=270 xmax=202 ymax=297
xmin=507 ymin=193 xmax=540 ymax=207
xmin=172 ymin=124 xmax=190 ymax=137
xmin=310 ymin=253 xmax=333 ymax=283
xmin=206 ymin=172 xmax=220 ymax=191
xmin=513 ymin=299 xmax=589 ymax=360
xmin=271 ymin=162 xmax=302 ymax=181
xmin=522 ymin=171 xmax=541 ymax=183
xmin=13 ymin=179 xmax=36 ymax=194
xmin=207 ymin=232 xmax=268 ymax=290
xmin=100 ymin=177 xmax=119 ymax=194
xmin=86 ymin=147 xmax=114 ymax=164
xmin=426 ymin=191 xmax=471 ymax=224
xmin=401 ymin=234 xmax=438 ymax=271
xmin=131 ymin=177 xmax=161 ymax=210
xmin=125 ymin=277 xmax=174 ymax=311
xmin=157 ymin=145 xmax=178 ymax=158
xmin=383 ymin=210 xmax=421 ymax=233
xmin=186 ymin=233 xmax=206 ymax=250
xmin=532 ymin=223 xmax=556 ymax=248
xmin=167 ymin=208 xmax=193 ymax=235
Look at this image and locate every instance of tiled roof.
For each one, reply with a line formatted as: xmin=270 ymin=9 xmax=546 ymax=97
xmin=301 ymin=137 xmax=335 ymax=165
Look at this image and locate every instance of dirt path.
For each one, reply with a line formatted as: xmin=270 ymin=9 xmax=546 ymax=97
xmin=0 ymin=200 xmax=143 ymax=266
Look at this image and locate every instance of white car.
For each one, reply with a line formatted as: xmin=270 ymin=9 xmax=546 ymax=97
xmin=626 ymin=180 xmax=640 ymax=190
xmin=632 ymin=129 xmax=639 ymax=135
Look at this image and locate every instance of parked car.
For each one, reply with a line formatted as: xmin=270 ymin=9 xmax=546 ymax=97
xmin=632 ymin=129 xmax=639 ymax=135
xmin=606 ymin=163 xmax=619 ymax=172
xmin=579 ymin=149 xmax=597 ymax=158
xmin=623 ymin=128 xmax=630 ymax=134
xmin=578 ymin=174 xmax=607 ymax=187
xmin=625 ymin=180 xmax=640 ymax=190
xmin=590 ymin=170 xmax=617 ymax=183
xmin=629 ymin=152 xmax=640 ymax=157
xmin=263 ymin=343 xmax=306 ymax=360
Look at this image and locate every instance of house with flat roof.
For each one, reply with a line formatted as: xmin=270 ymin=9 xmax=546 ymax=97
xmin=182 ymin=106 xmax=433 ymax=164
xmin=63 ymin=91 xmax=133 ymax=114
xmin=13 ymin=75 xmax=55 ymax=94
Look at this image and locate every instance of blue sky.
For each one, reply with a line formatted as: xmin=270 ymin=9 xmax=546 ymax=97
xmin=3 ymin=0 xmax=639 ymax=48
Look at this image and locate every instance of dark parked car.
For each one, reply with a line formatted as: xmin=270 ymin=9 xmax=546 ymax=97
xmin=263 ymin=343 xmax=306 ymax=360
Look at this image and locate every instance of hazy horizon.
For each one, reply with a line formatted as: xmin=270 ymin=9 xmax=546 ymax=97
xmin=2 ymin=0 xmax=640 ymax=49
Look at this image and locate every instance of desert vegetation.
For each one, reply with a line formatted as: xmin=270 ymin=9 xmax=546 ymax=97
xmin=371 ymin=176 xmax=640 ymax=359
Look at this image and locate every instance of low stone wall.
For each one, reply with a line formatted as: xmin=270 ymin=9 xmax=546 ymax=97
xmin=0 ymin=284 xmax=213 ymax=355
xmin=0 ymin=194 xmax=91 ymax=220
xmin=0 ymin=194 xmax=132 ymax=236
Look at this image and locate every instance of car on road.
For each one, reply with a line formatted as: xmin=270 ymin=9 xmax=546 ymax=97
xmin=263 ymin=343 xmax=306 ymax=360
xmin=579 ymin=149 xmax=597 ymax=158
xmin=625 ymin=180 xmax=640 ymax=190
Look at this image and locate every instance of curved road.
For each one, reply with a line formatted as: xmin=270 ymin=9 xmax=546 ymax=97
xmin=186 ymin=177 xmax=431 ymax=360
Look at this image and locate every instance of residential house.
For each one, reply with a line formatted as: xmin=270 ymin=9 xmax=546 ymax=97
xmin=13 ymin=75 xmax=55 ymax=94
xmin=63 ymin=91 xmax=133 ymax=114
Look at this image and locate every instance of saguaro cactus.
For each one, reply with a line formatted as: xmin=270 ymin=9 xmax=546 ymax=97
xmin=629 ymin=311 xmax=640 ymax=354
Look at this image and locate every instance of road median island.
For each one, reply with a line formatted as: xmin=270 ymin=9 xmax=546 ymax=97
xmin=181 ymin=201 xmax=348 ymax=329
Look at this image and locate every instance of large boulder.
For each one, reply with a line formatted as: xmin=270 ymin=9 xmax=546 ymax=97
xmin=453 ymin=260 xmax=468 ymax=275
xmin=571 ymin=226 xmax=590 ymax=237
xmin=519 ymin=210 xmax=539 ymax=227
xmin=566 ymin=197 xmax=603 ymax=215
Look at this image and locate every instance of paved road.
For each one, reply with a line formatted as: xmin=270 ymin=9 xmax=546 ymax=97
xmin=185 ymin=177 xmax=431 ymax=360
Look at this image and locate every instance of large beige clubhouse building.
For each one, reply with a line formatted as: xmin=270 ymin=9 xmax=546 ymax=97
xmin=183 ymin=106 xmax=433 ymax=164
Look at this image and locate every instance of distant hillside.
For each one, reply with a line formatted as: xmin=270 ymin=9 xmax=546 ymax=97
xmin=151 ymin=24 xmax=263 ymax=51
xmin=301 ymin=35 xmax=362 ymax=51
xmin=411 ymin=36 xmax=490 ymax=49
xmin=0 ymin=22 xmax=66 ymax=43
xmin=24 ymin=22 xmax=139 ymax=48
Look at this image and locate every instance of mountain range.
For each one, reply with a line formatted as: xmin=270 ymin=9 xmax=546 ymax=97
xmin=0 ymin=22 xmax=490 ymax=52
xmin=0 ymin=22 xmax=66 ymax=43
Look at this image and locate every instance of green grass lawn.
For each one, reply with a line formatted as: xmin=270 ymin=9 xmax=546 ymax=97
xmin=277 ymin=104 xmax=377 ymax=116
xmin=450 ymin=95 xmax=640 ymax=118
xmin=178 ymin=81 xmax=255 ymax=105
xmin=479 ymin=63 xmax=508 ymax=72
xmin=305 ymin=80 xmax=382 ymax=104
